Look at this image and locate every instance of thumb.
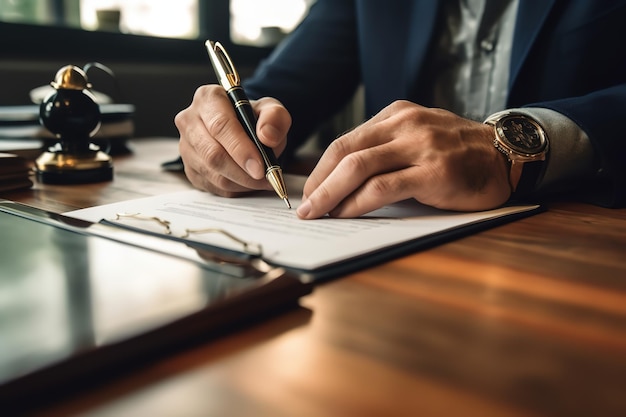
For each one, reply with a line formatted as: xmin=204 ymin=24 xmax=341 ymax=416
xmin=254 ymin=97 xmax=291 ymax=156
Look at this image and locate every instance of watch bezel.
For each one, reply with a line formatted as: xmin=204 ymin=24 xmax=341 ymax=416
xmin=494 ymin=114 xmax=548 ymax=157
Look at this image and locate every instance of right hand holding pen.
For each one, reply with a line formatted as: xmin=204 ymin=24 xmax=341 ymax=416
xmin=175 ymin=85 xmax=291 ymax=197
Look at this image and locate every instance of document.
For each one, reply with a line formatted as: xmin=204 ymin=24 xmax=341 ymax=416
xmin=65 ymin=175 xmax=540 ymax=273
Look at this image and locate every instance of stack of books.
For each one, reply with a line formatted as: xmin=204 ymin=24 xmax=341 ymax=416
xmin=0 ymin=153 xmax=32 ymax=192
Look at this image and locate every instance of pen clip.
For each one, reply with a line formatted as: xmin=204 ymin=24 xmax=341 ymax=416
xmin=206 ymin=40 xmax=240 ymax=89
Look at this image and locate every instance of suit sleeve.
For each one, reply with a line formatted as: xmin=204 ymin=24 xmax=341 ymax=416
xmin=509 ymin=1 xmax=626 ymax=208
xmin=529 ymin=84 xmax=626 ymax=207
xmin=243 ymin=0 xmax=362 ymax=160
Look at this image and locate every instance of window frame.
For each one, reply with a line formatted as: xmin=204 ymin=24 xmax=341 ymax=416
xmin=0 ymin=1 xmax=273 ymax=67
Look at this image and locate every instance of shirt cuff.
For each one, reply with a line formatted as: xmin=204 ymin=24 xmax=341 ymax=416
xmin=507 ymin=107 xmax=595 ymax=195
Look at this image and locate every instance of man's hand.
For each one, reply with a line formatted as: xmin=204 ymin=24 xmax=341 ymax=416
xmin=174 ymin=85 xmax=291 ymax=197
xmin=297 ymin=101 xmax=511 ymax=219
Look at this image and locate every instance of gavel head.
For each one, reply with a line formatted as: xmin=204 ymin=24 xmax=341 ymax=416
xmin=39 ymin=65 xmax=101 ymax=152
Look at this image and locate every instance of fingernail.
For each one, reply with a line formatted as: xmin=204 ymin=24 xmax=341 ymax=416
xmin=297 ymin=199 xmax=311 ymax=218
xmin=245 ymin=158 xmax=264 ymax=179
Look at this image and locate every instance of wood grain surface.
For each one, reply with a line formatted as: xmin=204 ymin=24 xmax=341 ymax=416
xmin=2 ymin=138 xmax=625 ymax=417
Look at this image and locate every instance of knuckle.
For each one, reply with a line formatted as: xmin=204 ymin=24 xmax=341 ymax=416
xmin=340 ymin=151 xmax=368 ymax=176
xmin=326 ymin=136 xmax=344 ymax=152
xmin=312 ymin=183 xmax=334 ymax=206
xmin=205 ymin=112 xmax=232 ymax=139
xmin=173 ymin=108 xmax=188 ymax=129
xmin=399 ymin=105 xmax=425 ymax=124
xmin=389 ymin=99 xmax=411 ymax=111
xmin=193 ymin=84 xmax=220 ymax=102
xmin=327 ymin=137 xmax=350 ymax=158
xmin=198 ymin=141 xmax=226 ymax=168
xmin=259 ymin=99 xmax=291 ymax=122
xmin=366 ymin=175 xmax=393 ymax=199
xmin=387 ymin=100 xmax=418 ymax=118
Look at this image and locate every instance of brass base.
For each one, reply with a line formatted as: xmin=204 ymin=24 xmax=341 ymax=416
xmin=35 ymin=150 xmax=113 ymax=184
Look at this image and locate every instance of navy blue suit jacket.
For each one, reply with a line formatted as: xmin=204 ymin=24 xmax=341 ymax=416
xmin=245 ymin=0 xmax=626 ymax=207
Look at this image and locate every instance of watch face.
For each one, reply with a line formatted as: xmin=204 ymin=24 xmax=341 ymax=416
xmin=498 ymin=115 xmax=547 ymax=154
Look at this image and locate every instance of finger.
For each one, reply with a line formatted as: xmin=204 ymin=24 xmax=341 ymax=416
xmin=182 ymin=160 xmax=249 ymax=197
xmin=254 ymin=97 xmax=291 ymax=156
xmin=302 ymin=118 xmax=395 ymax=200
xmin=328 ymin=166 xmax=424 ymax=218
xmin=298 ymin=141 xmax=409 ymax=219
xmin=197 ymin=87 xmax=266 ymax=180
xmin=178 ymin=128 xmax=266 ymax=195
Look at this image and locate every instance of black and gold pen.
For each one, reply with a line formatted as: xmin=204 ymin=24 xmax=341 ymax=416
xmin=205 ymin=40 xmax=291 ymax=209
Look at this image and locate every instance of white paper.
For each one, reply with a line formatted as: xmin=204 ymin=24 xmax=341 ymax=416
xmin=65 ymin=175 xmax=539 ymax=270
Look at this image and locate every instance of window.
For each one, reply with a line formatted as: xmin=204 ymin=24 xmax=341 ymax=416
xmin=0 ymin=0 xmax=314 ymax=45
xmin=230 ymin=0 xmax=312 ymax=46
xmin=0 ymin=0 xmax=80 ymax=27
xmin=80 ymin=0 xmax=200 ymax=39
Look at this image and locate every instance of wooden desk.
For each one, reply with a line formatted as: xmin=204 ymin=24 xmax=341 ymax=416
xmin=3 ymin=138 xmax=626 ymax=417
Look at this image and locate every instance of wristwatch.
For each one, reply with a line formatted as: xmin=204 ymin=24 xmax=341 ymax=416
xmin=484 ymin=111 xmax=549 ymax=196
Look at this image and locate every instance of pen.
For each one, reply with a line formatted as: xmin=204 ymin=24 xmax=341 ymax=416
xmin=205 ymin=40 xmax=291 ymax=209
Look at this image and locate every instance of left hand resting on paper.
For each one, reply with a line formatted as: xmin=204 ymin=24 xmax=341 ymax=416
xmin=296 ymin=101 xmax=512 ymax=219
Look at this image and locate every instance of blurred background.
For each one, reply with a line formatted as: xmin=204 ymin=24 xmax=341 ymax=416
xmin=0 ymin=0 xmax=324 ymax=139
xmin=0 ymin=0 xmax=312 ymax=45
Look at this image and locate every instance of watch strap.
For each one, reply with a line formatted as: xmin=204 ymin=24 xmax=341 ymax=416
xmin=513 ymin=160 xmax=544 ymax=199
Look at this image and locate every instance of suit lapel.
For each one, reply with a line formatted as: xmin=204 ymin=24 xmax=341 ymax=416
xmin=402 ymin=1 xmax=559 ymax=104
xmin=509 ymin=0 xmax=558 ymax=89
xmin=405 ymin=1 xmax=440 ymax=95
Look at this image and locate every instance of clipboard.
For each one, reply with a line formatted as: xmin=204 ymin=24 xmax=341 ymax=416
xmin=0 ymin=200 xmax=312 ymax=411
xmin=94 ymin=204 xmax=546 ymax=282
xmin=64 ymin=180 xmax=545 ymax=282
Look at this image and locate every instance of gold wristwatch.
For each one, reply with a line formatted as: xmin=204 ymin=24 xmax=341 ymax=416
xmin=484 ymin=111 xmax=549 ymax=195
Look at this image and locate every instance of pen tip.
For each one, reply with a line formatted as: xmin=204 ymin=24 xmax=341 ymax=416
xmin=284 ymin=197 xmax=291 ymax=209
